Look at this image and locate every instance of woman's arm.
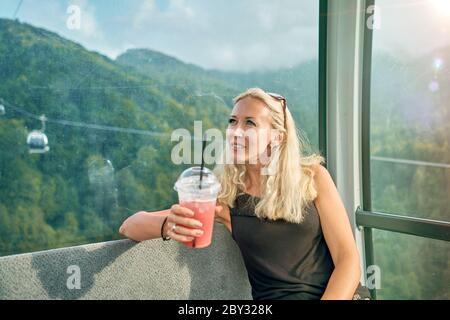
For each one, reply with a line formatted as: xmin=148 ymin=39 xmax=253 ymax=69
xmin=312 ymin=164 xmax=361 ymax=300
xmin=119 ymin=204 xmax=225 ymax=242
xmin=119 ymin=209 xmax=170 ymax=242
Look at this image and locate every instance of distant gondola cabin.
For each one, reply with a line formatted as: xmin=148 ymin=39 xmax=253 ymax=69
xmin=27 ymin=130 xmax=49 ymax=153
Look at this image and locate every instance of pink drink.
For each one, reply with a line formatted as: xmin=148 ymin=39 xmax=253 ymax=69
xmin=174 ymin=167 xmax=220 ymax=249
xmin=180 ymin=200 xmax=216 ymax=248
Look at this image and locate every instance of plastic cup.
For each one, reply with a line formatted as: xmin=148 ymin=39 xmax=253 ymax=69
xmin=174 ymin=167 xmax=220 ymax=248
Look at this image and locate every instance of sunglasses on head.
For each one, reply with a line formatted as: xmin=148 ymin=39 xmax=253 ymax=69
xmin=267 ymin=92 xmax=287 ymax=129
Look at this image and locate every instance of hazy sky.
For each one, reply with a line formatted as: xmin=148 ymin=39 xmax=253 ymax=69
xmin=373 ymin=0 xmax=450 ymax=60
xmin=0 ymin=0 xmax=449 ymax=71
xmin=0 ymin=0 xmax=319 ymax=72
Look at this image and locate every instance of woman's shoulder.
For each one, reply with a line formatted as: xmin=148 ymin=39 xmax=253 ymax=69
xmin=310 ymin=163 xmax=328 ymax=178
xmin=300 ymin=154 xmax=326 ymax=178
xmin=299 ymin=155 xmax=329 ymax=203
xmin=308 ymin=163 xmax=336 ymax=206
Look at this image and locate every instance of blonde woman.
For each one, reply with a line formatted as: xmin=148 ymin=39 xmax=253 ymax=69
xmin=119 ymin=88 xmax=362 ymax=300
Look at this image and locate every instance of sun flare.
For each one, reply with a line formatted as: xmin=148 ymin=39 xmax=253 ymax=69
xmin=432 ymin=0 xmax=450 ymax=16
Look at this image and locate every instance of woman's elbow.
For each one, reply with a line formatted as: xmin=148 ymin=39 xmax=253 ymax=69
xmin=353 ymin=247 xmax=362 ymax=278
xmin=337 ymin=249 xmax=361 ymax=278
xmin=118 ymin=223 xmax=140 ymax=242
xmin=119 ymin=217 xmax=134 ymax=239
xmin=118 ymin=223 xmax=126 ymax=236
xmin=118 ymin=215 xmax=149 ymax=242
xmin=349 ymin=251 xmax=362 ymax=281
xmin=354 ymin=258 xmax=362 ymax=281
xmin=119 ymin=221 xmax=132 ymax=240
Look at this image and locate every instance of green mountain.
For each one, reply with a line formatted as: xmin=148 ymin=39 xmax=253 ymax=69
xmin=116 ymin=48 xmax=237 ymax=95
xmin=0 ymin=18 xmax=235 ymax=255
xmin=117 ymin=49 xmax=320 ymax=147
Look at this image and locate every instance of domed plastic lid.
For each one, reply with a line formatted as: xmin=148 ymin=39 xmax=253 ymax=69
xmin=174 ymin=166 xmax=220 ymax=197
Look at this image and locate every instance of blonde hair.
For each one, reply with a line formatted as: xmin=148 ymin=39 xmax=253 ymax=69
xmin=213 ymin=87 xmax=325 ymax=224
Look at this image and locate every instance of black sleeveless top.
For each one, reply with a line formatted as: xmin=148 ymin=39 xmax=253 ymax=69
xmin=230 ymin=193 xmax=334 ymax=300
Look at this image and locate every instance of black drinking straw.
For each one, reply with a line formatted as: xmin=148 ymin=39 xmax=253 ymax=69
xmin=199 ymin=135 xmax=207 ymax=189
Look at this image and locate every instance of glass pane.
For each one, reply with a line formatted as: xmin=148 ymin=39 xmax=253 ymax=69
xmin=372 ymin=229 xmax=450 ymax=299
xmin=0 ymin=1 xmax=320 ymax=256
xmin=370 ymin=0 xmax=450 ymax=221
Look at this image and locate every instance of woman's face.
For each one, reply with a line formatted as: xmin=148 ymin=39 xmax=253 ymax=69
xmin=226 ymin=97 xmax=274 ymax=164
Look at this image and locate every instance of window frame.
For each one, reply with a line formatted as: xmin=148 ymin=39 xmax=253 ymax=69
xmin=319 ymin=0 xmax=328 ymax=160
xmin=357 ymin=0 xmax=450 ymax=300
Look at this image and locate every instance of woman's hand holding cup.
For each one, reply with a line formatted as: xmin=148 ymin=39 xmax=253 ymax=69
xmin=164 ymin=204 xmax=204 ymax=243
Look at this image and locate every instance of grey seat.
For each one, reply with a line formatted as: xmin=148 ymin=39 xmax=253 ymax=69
xmin=0 ymin=224 xmax=252 ymax=300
